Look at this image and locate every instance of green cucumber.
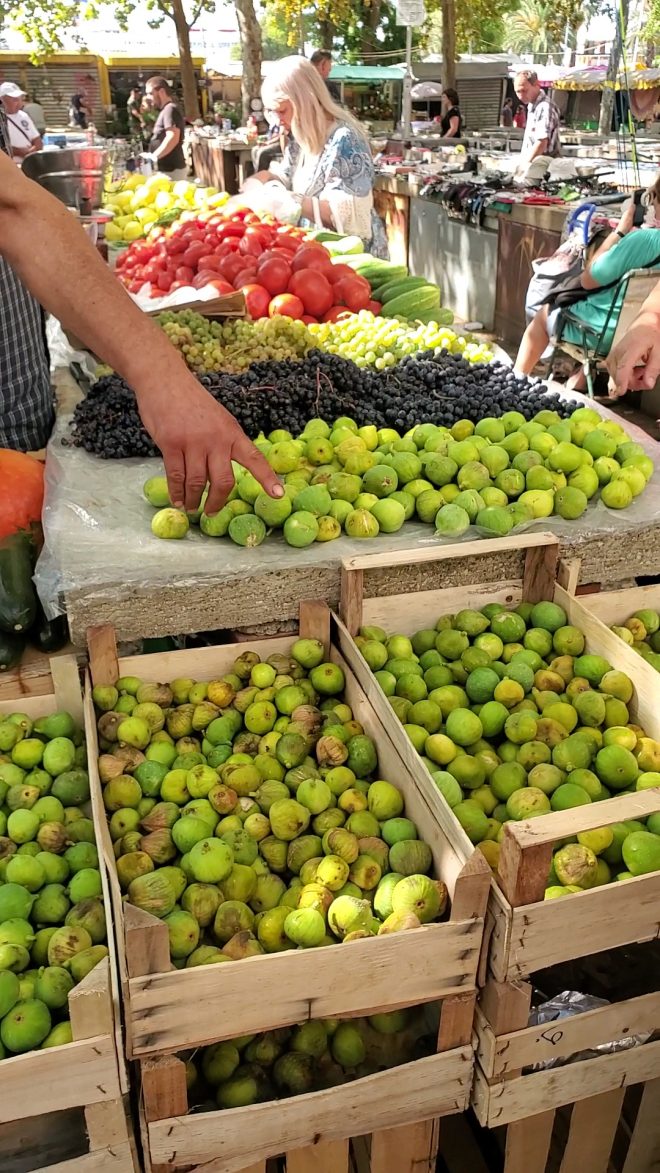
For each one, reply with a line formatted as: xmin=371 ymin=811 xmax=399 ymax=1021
xmin=376 ymin=277 xmax=431 ymax=303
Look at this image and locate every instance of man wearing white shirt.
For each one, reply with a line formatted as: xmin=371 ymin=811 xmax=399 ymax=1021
xmin=0 ymin=82 xmax=42 ymax=160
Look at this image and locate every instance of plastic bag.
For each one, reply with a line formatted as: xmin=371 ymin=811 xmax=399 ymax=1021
xmin=525 ymin=991 xmax=653 ymax=1072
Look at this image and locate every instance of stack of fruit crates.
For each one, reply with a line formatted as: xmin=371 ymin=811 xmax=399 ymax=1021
xmin=85 ymin=603 xmax=490 ymax=1173
xmin=0 ymin=654 xmax=136 ymax=1173
xmin=335 ymin=533 xmax=660 ymax=1173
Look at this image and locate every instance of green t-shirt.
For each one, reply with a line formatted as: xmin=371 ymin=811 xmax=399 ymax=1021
xmin=566 ymin=228 xmax=660 ymax=352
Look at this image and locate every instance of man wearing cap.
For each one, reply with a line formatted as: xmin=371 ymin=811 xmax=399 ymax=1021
xmin=0 ymin=82 xmax=42 ymax=160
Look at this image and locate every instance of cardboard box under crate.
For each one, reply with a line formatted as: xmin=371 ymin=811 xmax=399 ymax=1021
xmin=0 ymin=666 xmax=135 ymax=1173
xmin=86 ymin=604 xmax=490 ymax=1173
xmin=334 ymin=532 xmax=660 ymax=984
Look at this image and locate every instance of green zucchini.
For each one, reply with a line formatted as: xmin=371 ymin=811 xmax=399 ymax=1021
xmin=0 ymin=532 xmax=38 ymax=635
xmin=0 ymin=629 xmax=27 ymax=672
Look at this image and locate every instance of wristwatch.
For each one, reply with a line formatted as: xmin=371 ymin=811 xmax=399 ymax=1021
xmin=615 ymin=229 xmax=627 ymax=239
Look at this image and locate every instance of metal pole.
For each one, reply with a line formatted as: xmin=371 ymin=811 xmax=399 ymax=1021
xmin=403 ymin=25 xmax=413 ymax=140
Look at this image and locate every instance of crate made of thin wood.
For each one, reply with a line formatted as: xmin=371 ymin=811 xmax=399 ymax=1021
xmin=577 ymin=583 xmax=660 ymax=688
xmin=334 ymin=532 xmax=660 ymax=983
xmin=439 ymin=1079 xmax=660 ymax=1173
xmin=139 ymin=1042 xmax=473 ymax=1173
xmin=472 ymin=977 xmax=660 ymax=1126
xmin=85 ymin=603 xmax=490 ymax=1063
xmin=0 ymin=667 xmax=134 ymax=1171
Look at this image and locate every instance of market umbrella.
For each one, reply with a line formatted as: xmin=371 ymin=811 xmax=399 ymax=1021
xmin=411 ymin=82 xmax=444 ymax=99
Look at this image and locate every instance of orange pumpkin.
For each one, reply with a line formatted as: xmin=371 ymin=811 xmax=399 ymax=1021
xmin=0 ymin=450 xmax=45 ymax=541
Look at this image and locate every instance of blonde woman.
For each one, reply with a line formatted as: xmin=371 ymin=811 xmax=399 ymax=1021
xmin=256 ymin=56 xmax=388 ymax=257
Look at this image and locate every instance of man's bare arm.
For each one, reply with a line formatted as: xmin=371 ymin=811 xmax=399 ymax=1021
xmin=0 ymin=150 xmax=283 ymax=512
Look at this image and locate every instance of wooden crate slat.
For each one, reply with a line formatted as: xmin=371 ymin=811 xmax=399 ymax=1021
xmin=285 ymin=1140 xmax=349 ymax=1172
xmin=35 ymin=1144 xmax=135 ymax=1173
xmin=558 ymin=1088 xmax=625 ymax=1173
xmin=128 ymin=920 xmax=478 ymax=1056
xmin=146 ymin=1048 xmax=472 ymax=1170
xmin=340 ymin=531 xmax=558 ymax=573
xmin=368 ymin=1120 xmax=437 ymax=1173
xmin=0 ymin=1035 xmax=119 ymax=1123
xmin=501 ymin=874 xmax=660 ymax=979
xmin=479 ymin=990 xmax=660 ymax=1077
xmin=621 ymin=1076 xmax=660 ymax=1173
xmin=472 ymin=1038 xmax=660 ymax=1126
xmin=503 ymin=1112 xmax=555 ymax=1173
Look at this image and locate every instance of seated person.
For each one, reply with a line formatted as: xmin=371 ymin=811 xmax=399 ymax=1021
xmin=515 ymin=184 xmax=660 ymax=376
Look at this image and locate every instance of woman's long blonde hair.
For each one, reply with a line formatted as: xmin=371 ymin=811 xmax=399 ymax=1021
xmin=261 ymin=55 xmax=367 ymax=159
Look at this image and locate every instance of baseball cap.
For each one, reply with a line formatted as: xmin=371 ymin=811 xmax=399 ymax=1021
xmin=0 ymin=82 xmax=26 ymax=99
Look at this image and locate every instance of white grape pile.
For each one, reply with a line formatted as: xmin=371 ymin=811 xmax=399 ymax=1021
xmin=310 ymin=312 xmax=493 ymax=370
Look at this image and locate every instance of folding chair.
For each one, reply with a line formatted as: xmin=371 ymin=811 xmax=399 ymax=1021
xmin=553 ymin=268 xmax=660 ymax=397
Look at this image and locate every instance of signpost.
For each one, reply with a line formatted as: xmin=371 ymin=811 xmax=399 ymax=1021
xmin=396 ymin=0 xmax=426 ymax=141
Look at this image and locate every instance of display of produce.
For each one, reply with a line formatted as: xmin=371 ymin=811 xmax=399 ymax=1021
xmin=608 ymin=608 xmax=660 ymax=671
xmin=104 ymin=174 xmax=228 ymax=244
xmin=0 ymin=709 xmax=108 ymax=1058
xmin=0 ymin=451 xmax=68 ymax=671
xmin=191 ymin=1007 xmax=435 ymax=1108
xmin=354 ymin=601 xmax=660 ymax=897
xmin=71 ymin=349 xmax=575 ymax=463
xmin=92 ymin=642 xmax=450 ymax=965
xmin=139 ymin=406 xmax=651 ymax=547
xmin=114 ymin=209 xmax=446 ymax=324
xmin=154 ymin=310 xmax=489 ymax=375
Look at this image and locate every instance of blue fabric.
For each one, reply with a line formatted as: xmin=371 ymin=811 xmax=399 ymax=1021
xmin=282 ymin=123 xmax=388 ymax=257
xmin=557 ymin=229 xmax=660 ymax=354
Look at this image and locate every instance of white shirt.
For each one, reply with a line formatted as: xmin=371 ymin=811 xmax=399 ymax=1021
xmin=5 ymin=109 xmax=40 ymax=151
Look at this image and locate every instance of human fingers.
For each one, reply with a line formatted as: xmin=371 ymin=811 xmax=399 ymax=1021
xmin=639 ymin=345 xmax=660 ymax=389
xmin=234 ymin=434 xmax=284 ymax=499
xmin=205 ymin=450 xmax=237 ymax=516
xmin=181 ymin=447 xmax=209 ymax=514
xmin=162 ymin=445 xmax=186 ymax=510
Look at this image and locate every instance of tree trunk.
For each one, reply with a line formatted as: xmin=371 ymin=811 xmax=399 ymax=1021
xmin=234 ymin=0 xmax=263 ymax=123
xmin=169 ymin=0 xmax=200 ymax=120
xmin=441 ymin=0 xmax=456 ymax=90
xmin=319 ymin=18 xmax=335 ymax=51
xmin=599 ymin=0 xmax=629 ymax=135
xmin=360 ymin=0 xmax=382 ymax=59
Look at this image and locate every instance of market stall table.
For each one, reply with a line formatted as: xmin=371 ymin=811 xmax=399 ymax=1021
xmin=190 ymin=134 xmax=254 ymax=194
xmin=37 ymin=367 xmax=660 ymax=646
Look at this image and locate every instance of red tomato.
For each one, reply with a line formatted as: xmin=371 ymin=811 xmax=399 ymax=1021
xmin=323 ymin=306 xmax=353 ymax=323
xmin=182 ymin=242 xmax=208 ymax=268
xmin=291 ymin=248 xmax=334 ymax=275
xmin=165 ymin=235 xmax=189 ymax=256
xmin=328 ymin=263 xmax=358 ymax=285
xmin=233 ymin=266 xmax=259 ymax=288
xmin=367 ymin=299 xmax=382 ymax=314
xmin=169 ymin=279 xmax=189 ymax=292
xmin=128 ymin=280 xmax=144 ymax=293
xmin=179 ymin=228 xmax=204 ymax=243
xmin=239 ymin=234 xmax=264 ymax=258
xmin=175 ymin=265 xmax=195 ymax=284
xmin=196 ymin=254 xmax=223 ymax=272
xmin=240 ymin=283 xmax=271 ymax=319
xmin=219 ymin=254 xmax=247 ymax=283
xmin=275 ymin=233 xmax=300 ymax=252
xmin=335 ymin=276 xmax=372 ymax=312
xmin=246 ymin=224 xmax=273 ymax=242
xmin=115 ymin=251 xmax=128 ymax=269
xmin=218 ymin=222 xmax=245 ymax=240
xmin=301 ymin=315 xmax=318 ymax=324
xmin=205 ymin=278 xmax=235 ymax=296
xmin=148 ymin=286 xmax=163 ymax=299
xmin=288 ymin=269 xmax=334 ymax=317
xmin=257 ymin=256 xmax=292 ymax=296
xmin=157 ymin=271 xmax=173 ymax=292
xmin=192 ymin=270 xmax=220 ymax=289
xmin=269 ymin=293 xmax=304 ymax=319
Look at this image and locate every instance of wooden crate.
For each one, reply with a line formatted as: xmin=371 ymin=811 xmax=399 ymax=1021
xmin=86 ymin=604 xmax=490 ymax=1173
xmin=577 ymin=582 xmax=660 ymax=688
xmin=439 ymin=1079 xmax=660 ymax=1173
xmin=0 ymin=664 xmax=135 ymax=1173
xmin=335 ymin=532 xmax=660 ymax=983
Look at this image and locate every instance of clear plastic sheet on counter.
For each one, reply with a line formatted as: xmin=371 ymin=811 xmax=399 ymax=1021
xmin=525 ymin=991 xmax=653 ymax=1073
xmin=35 ymin=409 xmax=660 ymax=619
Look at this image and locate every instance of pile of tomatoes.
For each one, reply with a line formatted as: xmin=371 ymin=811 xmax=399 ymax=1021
xmin=114 ymin=208 xmax=380 ymax=324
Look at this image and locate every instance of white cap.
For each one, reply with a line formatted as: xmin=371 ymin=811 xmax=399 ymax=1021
xmin=0 ymin=82 xmax=26 ymax=98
